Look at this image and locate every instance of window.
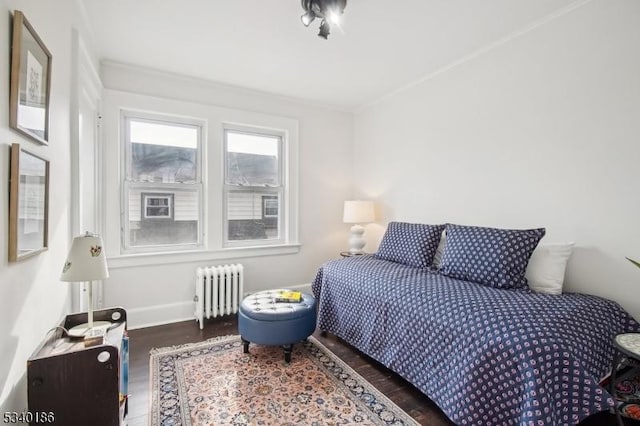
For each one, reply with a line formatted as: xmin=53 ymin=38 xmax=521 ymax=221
xmin=122 ymin=113 xmax=203 ymax=252
xmin=142 ymin=193 xmax=173 ymax=220
xmin=107 ymin=91 xmax=300 ymax=265
xmin=262 ymin=195 xmax=278 ymax=218
xmin=224 ymin=128 xmax=283 ymax=245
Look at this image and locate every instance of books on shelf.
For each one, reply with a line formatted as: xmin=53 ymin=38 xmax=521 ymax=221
xmin=274 ymin=290 xmax=302 ymax=303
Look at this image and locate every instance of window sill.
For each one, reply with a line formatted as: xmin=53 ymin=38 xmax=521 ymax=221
xmin=107 ymin=243 xmax=301 ymax=269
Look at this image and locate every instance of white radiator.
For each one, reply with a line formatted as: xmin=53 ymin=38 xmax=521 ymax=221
xmin=194 ymin=264 xmax=244 ymax=329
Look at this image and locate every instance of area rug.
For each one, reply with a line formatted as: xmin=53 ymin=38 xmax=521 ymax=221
xmin=149 ymin=335 xmax=419 ymax=425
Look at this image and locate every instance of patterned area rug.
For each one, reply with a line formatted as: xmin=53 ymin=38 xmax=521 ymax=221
xmin=149 ymin=335 xmax=419 ymax=425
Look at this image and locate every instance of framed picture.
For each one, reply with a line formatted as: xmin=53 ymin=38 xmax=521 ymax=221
xmin=10 ymin=10 xmax=52 ymax=145
xmin=9 ymin=143 xmax=50 ymax=262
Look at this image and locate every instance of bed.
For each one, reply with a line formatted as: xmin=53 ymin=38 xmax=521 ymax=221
xmin=312 ymin=253 xmax=639 ymax=425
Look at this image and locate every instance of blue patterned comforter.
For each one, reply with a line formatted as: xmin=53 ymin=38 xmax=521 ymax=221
xmin=312 ymin=256 xmax=640 ymax=425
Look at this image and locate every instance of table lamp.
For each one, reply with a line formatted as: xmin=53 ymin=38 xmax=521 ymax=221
xmin=343 ymin=200 xmax=375 ymax=254
xmin=60 ymin=232 xmax=110 ymax=337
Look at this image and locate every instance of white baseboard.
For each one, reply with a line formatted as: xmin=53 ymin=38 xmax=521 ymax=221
xmin=127 ymin=283 xmax=312 ymax=330
xmin=127 ymin=301 xmax=195 ymax=330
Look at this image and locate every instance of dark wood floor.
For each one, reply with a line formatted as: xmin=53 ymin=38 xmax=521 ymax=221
xmin=127 ymin=315 xmax=637 ymax=426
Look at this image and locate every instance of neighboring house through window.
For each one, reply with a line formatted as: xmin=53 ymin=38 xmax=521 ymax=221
xmin=122 ymin=113 xmax=203 ymax=252
xmin=224 ymin=127 xmax=283 ymax=245
xmin=111 ymin=94 xmax=299 ymax=262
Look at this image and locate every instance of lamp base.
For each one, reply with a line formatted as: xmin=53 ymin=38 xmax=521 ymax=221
xmin=348 ymin=224 xmax=366 ymax=254
xmin=67 ymin=320 xmax=112 ymax=338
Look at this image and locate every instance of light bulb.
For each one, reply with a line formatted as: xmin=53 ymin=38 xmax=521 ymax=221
xmin=328 ymin=10 xmax=341 ymax=25
xmin=301 ymin=11 xmax=315 ymax=27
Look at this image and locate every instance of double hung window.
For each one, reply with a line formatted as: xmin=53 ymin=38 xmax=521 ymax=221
xmin=116 ymin=104 xmax=296 ymax=261
xmin=223 ymin=127 xmax=284 ymax=246
xmin=122 ymin=113 xmax=203 ymax=252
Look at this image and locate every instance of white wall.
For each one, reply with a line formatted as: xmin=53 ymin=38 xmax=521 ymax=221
xmin=354 ymin=0 xmax=640 ymax=320
xmin=0 ymin=0 xmax=97 ymax=414
xmin=100 ymin=63 xmax=353 ymax=328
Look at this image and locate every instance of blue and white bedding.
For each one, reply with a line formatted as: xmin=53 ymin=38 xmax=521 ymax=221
xmin=312 ymin=255 xmax=640 ymax=425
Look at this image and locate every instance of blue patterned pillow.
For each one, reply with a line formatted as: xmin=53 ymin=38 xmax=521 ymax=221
xmin=375 ymin=222 xmax=445 ymax=268
xmin=439 ymin=224 xmax=545 ymax=289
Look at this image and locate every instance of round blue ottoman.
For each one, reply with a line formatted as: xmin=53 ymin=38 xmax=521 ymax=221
xmin=238 ymin=289 xmax=317 ymax=363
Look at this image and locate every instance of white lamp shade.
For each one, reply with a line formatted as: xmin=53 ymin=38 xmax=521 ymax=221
xmin=343 ymin=200 xmax=375 ymax=224
xmin=60 ymin=233 xmax=109 ymax=282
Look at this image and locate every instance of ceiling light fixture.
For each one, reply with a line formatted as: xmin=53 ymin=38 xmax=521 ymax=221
xmin=300 ymin=0 xmax=347 ymax=39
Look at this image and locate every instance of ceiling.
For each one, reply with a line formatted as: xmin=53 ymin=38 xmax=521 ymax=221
xmin=82 ymin=0 xmax=580 ymax=110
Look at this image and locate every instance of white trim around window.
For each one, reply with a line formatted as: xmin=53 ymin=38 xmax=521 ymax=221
xmin=120 ymin=110 xmax=205 ymax=254
xmin=222 ymin=124 xmax=286 ymax=248
xmin=102 ymin=89 xmax=300 ymax=264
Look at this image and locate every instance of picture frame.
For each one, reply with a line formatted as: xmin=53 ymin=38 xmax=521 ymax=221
xmin=9 ymin=143 xmax=50 ymax=262
xmin=10 ymin=10 xmax=52 ymax=145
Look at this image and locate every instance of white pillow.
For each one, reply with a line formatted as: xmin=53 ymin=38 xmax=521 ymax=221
xmin=525 ymin=243 xmax=575 ymax=295
xmin=432 ymin=230 xmax=446 ymax=268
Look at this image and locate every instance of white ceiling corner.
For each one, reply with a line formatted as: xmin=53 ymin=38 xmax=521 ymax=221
xmin=82 ymin=0 xmax=582 ymax=111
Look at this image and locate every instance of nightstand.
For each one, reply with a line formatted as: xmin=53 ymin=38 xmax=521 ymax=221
xmin=610 ymin=333 xmax=640 ymax=425
xmin=27 ymin=307 xmax=128 ymax=426
xmin=340 ymin=251 xmax=368 ymax=258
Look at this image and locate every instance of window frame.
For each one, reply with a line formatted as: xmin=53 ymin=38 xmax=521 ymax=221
xmin=104 ymin=89 xmax=300 ymax=267
xmin=222 ymin=125 xmax=285 ymax=248
xmin=121 ymin=110 xmax=205 ymax=254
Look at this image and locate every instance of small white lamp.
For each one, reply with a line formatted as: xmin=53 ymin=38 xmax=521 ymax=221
xmin=343 ymin=200 xmax=375 ymax=254
xmin=60 ymin=232 xmax=110 ymax=337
